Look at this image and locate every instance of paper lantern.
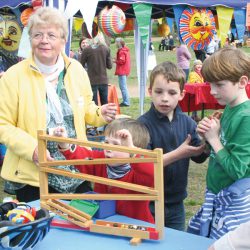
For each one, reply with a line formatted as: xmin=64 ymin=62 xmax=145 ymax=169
xmin=20 ymin=8 xmax=34 ymax=26
xmin=81 ymin=21 xmax=98 ymax=38
xmin=158 ymin=23 xmax=170 ymax=37
xmin=98 ymin=5 xmax=126 ymax=37
xmin=179 ymin=7 xmax=216 ymax=50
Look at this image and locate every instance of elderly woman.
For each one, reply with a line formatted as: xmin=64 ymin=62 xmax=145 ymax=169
xmin=0 ymin=7 xmax=117 ymax=202
xmin=188 ymin=59 xmax=204 ymax=84
xmin=188 ymin=59 xmax=204 ymax=122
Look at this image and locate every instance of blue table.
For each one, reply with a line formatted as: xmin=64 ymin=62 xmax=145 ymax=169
xmin=34 ymin=211 xmax=214 ymax=250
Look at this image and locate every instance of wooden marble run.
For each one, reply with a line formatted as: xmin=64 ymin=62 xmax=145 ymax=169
xmin=37 ymin=130 xmax=164 ymax=245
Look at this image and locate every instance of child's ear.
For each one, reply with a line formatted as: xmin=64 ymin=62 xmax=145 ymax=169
xmin=178 ymin=89 xmax=186 ymax=101
xmin=239 ymin=75 xmax=248 ymax=89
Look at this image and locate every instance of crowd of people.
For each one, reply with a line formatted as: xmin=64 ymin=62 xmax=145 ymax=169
xmin=1 ymin=6 xmax=250 ymax=250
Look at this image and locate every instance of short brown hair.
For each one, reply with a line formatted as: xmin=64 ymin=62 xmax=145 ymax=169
xmin=149 ymin=61 xmax=186 ymax=91
xmin=202 ymin=46 xmax=250 ymax=84
xmin=104 ymin=118 xmax=150 ymax=149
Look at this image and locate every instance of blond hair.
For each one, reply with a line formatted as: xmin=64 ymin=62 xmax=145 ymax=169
xmin=28 ymin=7 xmax=68 ymax=41
xmin=202 ymin=46 xmax=250 ymax=84
xmin=104 ymin=118 xmax=150 ymax=149
xmin=149 ymin=61 xmax=186 ymax=91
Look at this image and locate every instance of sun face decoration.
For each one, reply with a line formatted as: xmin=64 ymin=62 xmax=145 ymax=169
xmin=179 ymin=7 xmax=216 ymax=50
xmin=0 ymin=17 xmax=22 ymax=52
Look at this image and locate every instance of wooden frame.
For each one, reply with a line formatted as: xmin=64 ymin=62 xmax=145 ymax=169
xmin=37 ymin=130 xmax=164 ymax=244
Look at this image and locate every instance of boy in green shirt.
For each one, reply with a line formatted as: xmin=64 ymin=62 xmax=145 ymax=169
xmin=188 ymin=46 xmax=250 ymax=239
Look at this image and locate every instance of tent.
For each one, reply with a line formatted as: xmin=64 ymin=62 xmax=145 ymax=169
xmin=1 ymin=0 xmax=249 ymax=113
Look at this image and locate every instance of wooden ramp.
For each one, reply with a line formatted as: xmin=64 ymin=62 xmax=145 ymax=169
xmin=38 ymin=130 xmax=164 ymax=245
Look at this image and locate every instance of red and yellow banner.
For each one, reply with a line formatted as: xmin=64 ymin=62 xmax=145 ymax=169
xmin=246 ymin=3 xmax=250 ymax=27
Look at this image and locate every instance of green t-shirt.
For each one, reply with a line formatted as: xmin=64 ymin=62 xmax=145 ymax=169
xmin=207 ymin=100 xmax=250 ymax=194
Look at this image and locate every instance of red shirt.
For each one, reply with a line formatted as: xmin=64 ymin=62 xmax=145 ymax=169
xmin=114 ymin=46 xmax=131 ymax=76
xmin=62 ymin=146 xmax=154 ymax=223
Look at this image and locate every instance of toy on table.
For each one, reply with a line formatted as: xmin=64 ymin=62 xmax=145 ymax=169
xmin=0 ymin=201 xmax=52 ymax=250
xmin=37 ymin=130 xmax=164 ymax=246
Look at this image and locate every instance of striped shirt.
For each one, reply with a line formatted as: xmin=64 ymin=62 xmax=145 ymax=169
xmin=187 ymin=178 xmax=250 ymax=239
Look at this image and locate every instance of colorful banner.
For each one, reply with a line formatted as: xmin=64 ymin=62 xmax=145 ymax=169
xmin=247 ymin=3 xmax=250 ymax=27
xmin=173 ymin=5 xmax=186 ymax=42
xmin=166 ymin=17 xmax=174 ymax=33
xmin=216 ymin=6 xmax=234 ymax=47
xmin=234 ymin=9 xmax=246 ymax=41
xmin=133 ymin=3 xmax=152 ymax=47
xmin=73 ymin=17 xmax=83 ymax=32
xmin=179 ymin=7 xmax=216 ymax=50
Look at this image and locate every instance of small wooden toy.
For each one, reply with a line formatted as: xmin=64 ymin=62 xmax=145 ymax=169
xmin=37 ymin=130 xmax=164 ymax=245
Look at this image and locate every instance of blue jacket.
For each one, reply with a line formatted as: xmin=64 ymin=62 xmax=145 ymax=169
xmin=138 ymin=104 xmax=208 ymax=204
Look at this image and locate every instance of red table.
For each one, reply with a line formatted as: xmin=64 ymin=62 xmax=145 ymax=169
xmin=179 ymin=83 xmax=250 ymax=116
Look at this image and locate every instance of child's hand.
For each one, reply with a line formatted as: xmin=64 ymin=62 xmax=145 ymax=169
xmin=178 ymin=134 xmax=206 ymax=158
xmin=53 ymin=126 xmax=70 ymax=149
xmin=204 ymin=118 xmax=221 ymax=143
xmin=116 ymin=129 xmax=134 ymax=148
xmin=197 ymin=117 xmax=212 ymax=137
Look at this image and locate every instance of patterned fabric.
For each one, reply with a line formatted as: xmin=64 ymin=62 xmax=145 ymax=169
xmin=46 ymin=72 xmax=83 ymax=193
xmin=106 ymin=163 xmax=131 ymax=179
xmin=187 ymin=178 xmax=250 ymax=239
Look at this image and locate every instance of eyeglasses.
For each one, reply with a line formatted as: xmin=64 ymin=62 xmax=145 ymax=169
xmin=31 ymin=32 xmax=62 ymax=41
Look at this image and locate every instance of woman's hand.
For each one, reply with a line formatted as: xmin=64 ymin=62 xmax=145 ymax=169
xmin=32 ymin=146 xmax=54 ymax=166
xmin=101 ymin=103 xmax=118 ymax=123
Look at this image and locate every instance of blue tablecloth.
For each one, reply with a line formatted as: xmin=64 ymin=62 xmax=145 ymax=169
xmin=30 ymin=201 xmax=214 ymax=250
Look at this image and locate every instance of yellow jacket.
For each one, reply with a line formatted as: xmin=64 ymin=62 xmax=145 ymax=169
xmin=0 ymin=53 xmax=106 ymax=187
xmin=188 ymin=71 xmax=204 ymax=84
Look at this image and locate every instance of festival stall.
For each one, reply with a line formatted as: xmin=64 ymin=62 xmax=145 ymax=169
xmin=0 ymin=0 xmax=249 ymax=115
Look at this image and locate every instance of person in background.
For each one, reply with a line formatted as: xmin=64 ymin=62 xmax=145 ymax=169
xmin=176 ymin=42 xmax=192 ymax=81
xmin=0 ymin=7 xmax=117 ymax=203
xmin=168 ymin=35 xmax=175 ymax=51
xmin=114 ymin=37 xmax=131 ymax=107
xmin=74 ymin=37 xmax=89 ymax=61
xmin=188 ymin=60 xmax=204 ymax=84
xmin=208 ymin=220 xmax=250 ymax=250
xmin=188 ymin=59 xmax=204 ymax=122
xmin=138 ymin=61 xmax=209 ymax=231
xmin=80 ymin=32 xmax=112 ymax=105
xmin=159 ymin=37 xmax=167 ymax=51
xmin=187 ymin=47 xmax=250 ymax=240
xmin=205 ymin=38 xmax=218 ymax=57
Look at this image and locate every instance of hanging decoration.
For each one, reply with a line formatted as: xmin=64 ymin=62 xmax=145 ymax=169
xmin=133 ymin=3 xmax=152 ymax=47
xmin=98 ymin=5 xmax=126 ymax=37
xmin=81 ymin=21 xmax=99 ymax=38
xmin=20 ymin=8 xmax=34 ymax=26
xmin=0 ymin=15 xmax=22 ymax=52
xmin=73 ymin=17 xmax=83 ymax=32
xmin=216 ymin=6 xmax=234 ymax=47
xmin=179 ymin=7 xmax=216 ymax=50
xmin=31 ymin=0 xmax=43 ymax=10
xmin=157 ymin=10 xmax=170 ymax=37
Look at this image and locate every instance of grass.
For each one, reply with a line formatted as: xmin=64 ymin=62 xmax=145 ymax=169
xmin=1 ymin=36 xmax=250 ymax=227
